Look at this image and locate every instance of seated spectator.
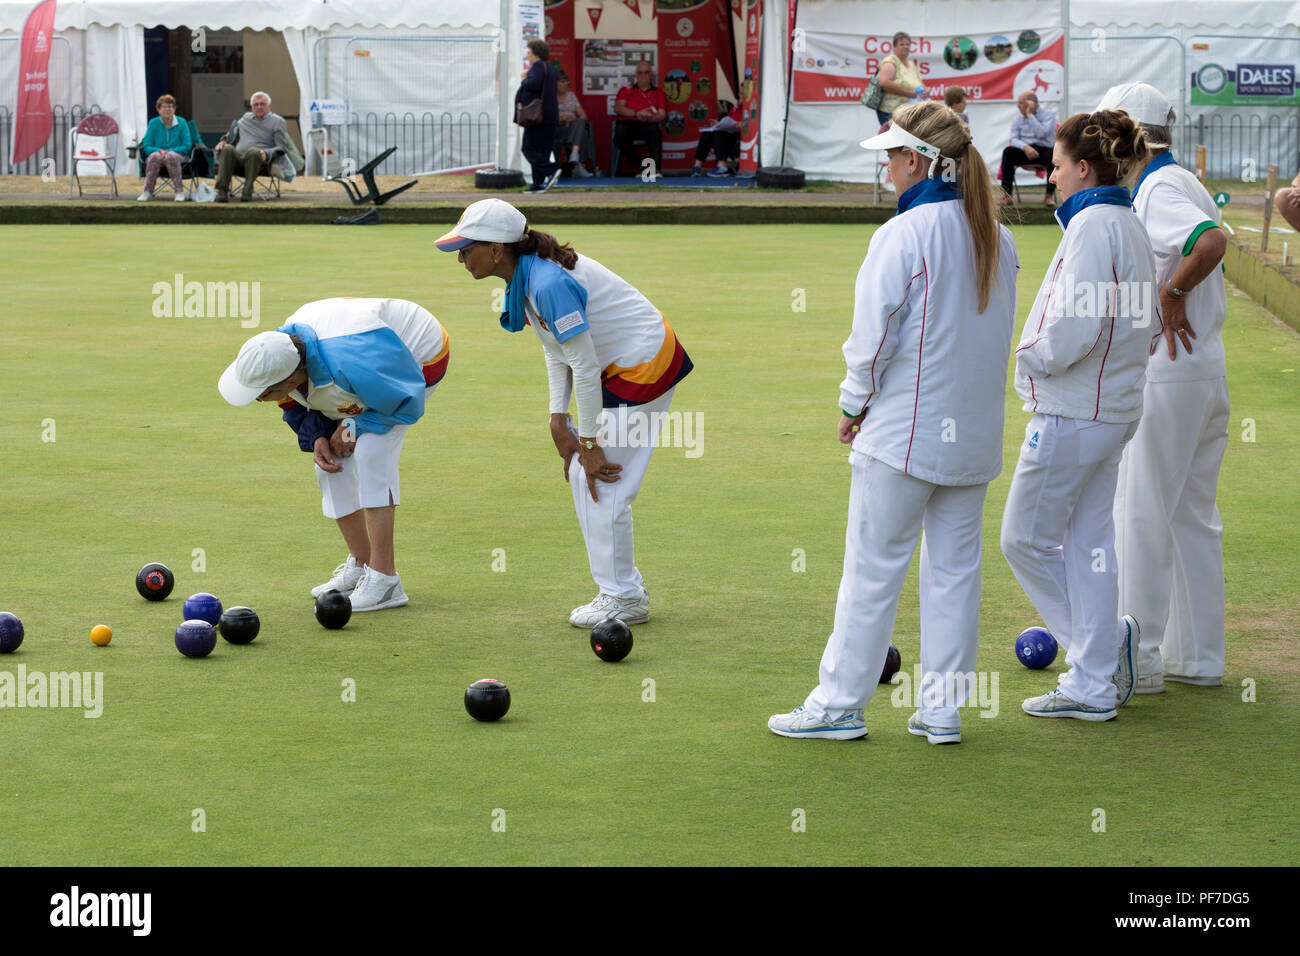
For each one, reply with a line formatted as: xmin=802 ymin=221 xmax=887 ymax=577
xmin=137 ymin=94 xmax=192 ymax=202
xmin=692 ymin=100 xmax=742 ymax=177
xmin=554 ymin=71 xmax=594 ymax=179
xmin=613 ymin=61 xmax=666 ymax=176
xmin=1276 ymin=170 xmax=1300 ymax=233
xmin=213 ymin=91 xmax=292 ymax=203
xmin=944 ymin=86 xmax=970 ymax=126
xmin=1000 ymin=91 xmax=1057 ymax=206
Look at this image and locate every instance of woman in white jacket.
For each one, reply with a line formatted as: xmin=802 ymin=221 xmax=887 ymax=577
xmin=1001 ymin=110 xmax=1158 ymax=722
xmin=769 ymin=101 xmax=1019 ymax=744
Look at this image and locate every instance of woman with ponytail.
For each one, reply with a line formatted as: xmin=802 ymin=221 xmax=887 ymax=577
xmin=437 ymin=199 xmax=692 ymax=628
xmin=1001 ymin=109 xmax=1159 ymax=723
xmin=769 ymin=101 xmax=1019 ymax=745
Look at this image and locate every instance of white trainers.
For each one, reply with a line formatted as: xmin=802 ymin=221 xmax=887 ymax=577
xmin=174 ymin=191 xmax=186 ymax=202
xmin=768 ymin=706 xmax=868 ymax=740
xmin=1022 ymin=688 xmax=1116 ymax=722
xmin=569 ymin=589 xmax=649 ymax=628
xmin=349 ymin=565 xmax=409 ymax=612
xmin=312 ymin=556 xmax=365 ymax=598
xmin=1135 ymin=675 xmax=1165 ymax=694
xmin=136 ymin=190 xmax=153 ymax=201
xmin=907 ymin=712 xmax=962 ymax=744
xmin=1113 ymin=614 xmax=1139 ymax=707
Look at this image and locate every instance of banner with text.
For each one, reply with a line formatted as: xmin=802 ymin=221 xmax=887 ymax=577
xmin=11 ymin=0 xmax=58 ymax=167
xmin=738 ymin=0 xmax=761 ymax=171
xmin=657 ymin=0 xmax=721 ymax=172
xmin=1189 ymin=35 xmax=1299 ymax=107
xmin=792 ymin=27 xmax=1063 ymax=104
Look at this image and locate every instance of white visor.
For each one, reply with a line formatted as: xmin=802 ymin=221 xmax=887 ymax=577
xmin=860 ymin=124 xmax=946 ymax=178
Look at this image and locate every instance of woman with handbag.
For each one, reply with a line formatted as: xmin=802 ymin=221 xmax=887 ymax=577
xmin=865 ymin=32 xmax=926 ymax=127
xmin=517 ymin=39 xmax=560 ymax=193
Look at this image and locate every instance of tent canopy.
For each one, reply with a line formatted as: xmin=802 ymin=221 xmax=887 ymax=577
xmin=0 ymin=0 xmax=496 ymax=33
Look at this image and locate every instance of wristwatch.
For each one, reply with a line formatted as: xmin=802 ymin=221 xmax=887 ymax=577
xmin=1167 ymin=283 xmax=1188 ymax=298
xmin=580 ymin=438 xmax=598 ymax=450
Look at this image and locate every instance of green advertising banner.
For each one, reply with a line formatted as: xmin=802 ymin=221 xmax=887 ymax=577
xmin=1189 ymin=35 xmax=1300 ymax=107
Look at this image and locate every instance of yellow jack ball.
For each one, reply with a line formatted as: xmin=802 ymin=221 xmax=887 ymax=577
xmin=90 ymin=624 xmax=113 ymax=646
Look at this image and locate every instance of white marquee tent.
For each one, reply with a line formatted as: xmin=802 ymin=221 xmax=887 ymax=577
xmin=759 ymin=0 xmax=1300 ymax=181
xmin=0 ymin=0 xmax=526 ymax=174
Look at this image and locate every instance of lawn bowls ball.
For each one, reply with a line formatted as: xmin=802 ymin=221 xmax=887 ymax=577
xmin=175 ymin=620 xmax=218 ymax=658
xmin=136 ymin=563 xmax=175 ymax=601
xmin=464 ymin=679 xmax=511 ymax=721
xmin=219 ymin=607 xmax=260 ymax=645
xmin=182 ymin=593 xmax=223 ymax=626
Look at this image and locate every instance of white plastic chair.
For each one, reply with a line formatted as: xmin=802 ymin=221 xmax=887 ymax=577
xmin=69 ymin=113 xmax=120 ymax=198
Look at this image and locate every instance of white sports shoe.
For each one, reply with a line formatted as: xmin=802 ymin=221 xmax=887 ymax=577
xmin=1135 ymin=675 xmax=1165 ymax=694
xmin=1022 ymin=688 xmax=1117 ymax=722
xmin=349 ymin=566 xmax=409 ymax=612
xmin=136 ymin=190 xmax=153 ymax=201
xmin=569 ymin=589 xmax=649 ymax=628
xmin=173 ymin=191 xmax=186 ymax=201
xmin=312 ymin=556 xmax=365 ymax=598
xmin=768 ymin=706 xmax=868 ymax=740
xmin=907 ymin=712 xmax=962 ymax=744
xmin=1113 ymin=614 xmax=1139 ymax=707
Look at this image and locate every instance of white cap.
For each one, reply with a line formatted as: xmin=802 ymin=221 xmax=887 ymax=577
xmin=435 ymin=198 xmax=527 ymax=251
xmin=218 ymin=331 xmax=300 ymax=406
xmin=1096 ymin=82 xmax=1176 ymax=128
xmin=860 ymin=123 xmax=945 ymax=178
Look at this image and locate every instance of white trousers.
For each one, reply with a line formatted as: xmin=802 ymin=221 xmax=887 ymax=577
xmin=804 ymin=453 xmax=988 ymax=728
xmin=568 ymin=387 xmax=675 ymax=599
xmin=1115 ymin=377 xmax=1229 ymax=680
xmin=1001 ymin=414 xmax=1138 ymax=708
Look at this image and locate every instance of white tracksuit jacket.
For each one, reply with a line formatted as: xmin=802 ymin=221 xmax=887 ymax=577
xmin=840 ymin=188 xmax=1020 ymax=486
xmin=1014 ymin=188 xmax=1160 ymax=423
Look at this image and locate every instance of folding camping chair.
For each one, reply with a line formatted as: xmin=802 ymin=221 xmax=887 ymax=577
xmin=69 ymin=113 xmax=120 ymax=198
xmin=127 ymin=120 xmax=212 ymax=200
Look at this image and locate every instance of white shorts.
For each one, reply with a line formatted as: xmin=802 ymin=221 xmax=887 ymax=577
xmin=314 ymin=384 xmax=435 ymax=518
xmin=317 ymin=424 xmax=408 ymax=518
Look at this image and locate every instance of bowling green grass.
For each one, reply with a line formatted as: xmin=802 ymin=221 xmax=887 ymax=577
xmin=1 ymin=223 xmax=1297 ymax=868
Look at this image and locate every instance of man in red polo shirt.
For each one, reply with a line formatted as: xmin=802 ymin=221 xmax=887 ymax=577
xmin=614 ymin=61 xmax=667 ymax=177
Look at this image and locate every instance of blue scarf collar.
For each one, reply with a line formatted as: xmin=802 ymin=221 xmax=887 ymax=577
xmin=500 ymin=254 xmax=536 ymax=332
xmin=1131 ymin=151 xmax=1177 ymax=202
xmin=896 ymin=176 xmax=959 ymax=216
xmin=276 ymin=322 xmax=333 ymax=387
xmin=1055 ymin=185 xmax=1132 ymax=230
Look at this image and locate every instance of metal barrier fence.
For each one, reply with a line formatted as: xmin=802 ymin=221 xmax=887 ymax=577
xmin=1187 ymin=111 xmax=1299 ymax=181
xmin=330 ymin=109 xmax=496 ymax=177
xmin=0 ymin=104 xmax=105 ymax=176
xmin=310 ymin=34 xmax=499 ymax=176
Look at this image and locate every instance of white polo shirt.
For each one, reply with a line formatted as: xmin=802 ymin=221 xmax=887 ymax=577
xmin=1131 ymin=160 xmax=1227 ymax=383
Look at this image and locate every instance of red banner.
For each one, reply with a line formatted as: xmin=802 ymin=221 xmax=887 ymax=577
xmin=738 ymin=0 xmax=761 ymax=172
xmin=11 ymin=0 xmax=57 ymax=167
xmin=657 ymin=0 xmax=720 ymax=173
xmin=545 ymin=0 xmax=577 ymax=81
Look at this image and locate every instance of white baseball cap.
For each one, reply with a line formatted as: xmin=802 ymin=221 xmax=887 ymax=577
xmin=218 ymin=331 xmax=301 ymax=406
xmin=860 ymin=123 xmax=946 ymax=178
xmin=1096 ymin=82 xmax=1176 ymax=128
xmin=435 ymin=198 xmax=527 ymax=251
